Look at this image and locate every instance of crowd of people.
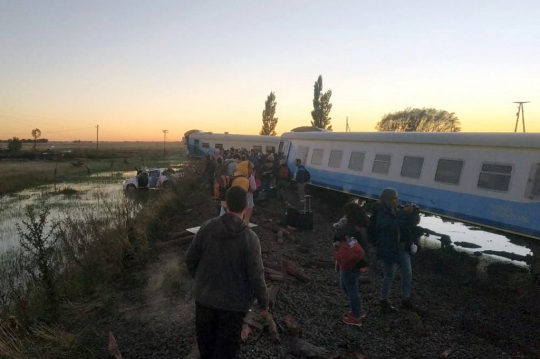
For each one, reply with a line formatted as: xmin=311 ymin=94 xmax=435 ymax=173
xmin=187 ymin=150 xmax=422 ymax=357
xmin=201 ymin=148 xmax=312 ymax=222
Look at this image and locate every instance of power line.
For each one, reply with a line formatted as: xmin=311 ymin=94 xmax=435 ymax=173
xmin=0 ymin=111 xmax=75 ymax=124
xmin=46 ymin=126 xmax=96 ymax=133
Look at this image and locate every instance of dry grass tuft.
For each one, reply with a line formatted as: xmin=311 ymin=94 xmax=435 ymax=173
xmin=0 ymin=322 xmax=27 ymax=359
xmin=32 ymin=322 xmax=77 ymax=350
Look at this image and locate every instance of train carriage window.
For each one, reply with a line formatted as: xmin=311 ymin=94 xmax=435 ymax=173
xmin=477 ymin=163 xmax=513 ymax=192
xmin=215 ymin=143 xmax=223 ymax=150
xmin=372 ymin=154 xmax=391 ymax=174
xmin=328 ymin=150 xmax=343 ymax=168
xmin=435 ymin=159 xmax=463 ymax=185
xmin=311 ymin=149 xmax=324 ymax=165
xmin=266 ymin=146 xmax=275 ymax=153
xmin=401 ymin=156 xmax=424 ymax=179
xmin=348 ymin=152 xmax=366 ymax=171
xmin=252 ymin=145 xmax=263 ymax=152
xmin=202 ymin=143 xmax=210 ymax=149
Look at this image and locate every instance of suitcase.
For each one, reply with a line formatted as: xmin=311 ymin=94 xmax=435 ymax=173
xmin=296 ymin=195 xmax=313 ymax=231
xmin=281 ymin=203 xmax=300 ymax=227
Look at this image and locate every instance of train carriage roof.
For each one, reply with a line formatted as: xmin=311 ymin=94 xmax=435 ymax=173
xmin=189 ymin=132 xmax=279 ymax=142
xmin=280 ymin=131 xmax=540 ymax=150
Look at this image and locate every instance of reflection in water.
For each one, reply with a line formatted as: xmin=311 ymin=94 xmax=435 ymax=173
xmin=419 ymin=214 xmax=532 ymax=265
xmin=0 ymin=173 xmax=137 ymax=254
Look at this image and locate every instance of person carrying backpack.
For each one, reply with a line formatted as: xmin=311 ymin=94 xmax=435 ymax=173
xmin=293 ymin=159 xmax=310 ymax=202
xmin=219 ymin=154 xmax=241 ymax=176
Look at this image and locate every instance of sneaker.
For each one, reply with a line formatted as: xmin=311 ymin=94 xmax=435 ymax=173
xmin=380 ymin=300 xmax=398 ymax=314
xmin=342 ymin=315 xmax=362 ymax=326
xmin=346 ymin=310 xmax=366 ymax=319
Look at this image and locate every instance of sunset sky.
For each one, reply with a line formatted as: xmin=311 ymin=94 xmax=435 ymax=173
xmin=1 ymin=1 xmax=539 ymax=141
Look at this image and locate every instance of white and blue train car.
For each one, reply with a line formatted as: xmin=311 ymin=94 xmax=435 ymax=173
xmin=184 ymin=130 xmax=280 ymax=157
xmin=278 ymin=131 xmax=540 ymax=240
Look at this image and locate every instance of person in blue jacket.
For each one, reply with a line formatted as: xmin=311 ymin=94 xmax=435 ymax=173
xmin=375 ymin=188 xmax=420 ymax=313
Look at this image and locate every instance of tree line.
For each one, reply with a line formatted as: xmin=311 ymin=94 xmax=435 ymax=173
xmin=259 ymin=75 xmax=460 ymax=135
xmin=0 ymin=138 xmax=49 ymax=143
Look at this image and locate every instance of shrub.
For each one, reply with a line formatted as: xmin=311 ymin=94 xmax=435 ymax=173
xmin=16 ymin=205 xmax=61 ymax=320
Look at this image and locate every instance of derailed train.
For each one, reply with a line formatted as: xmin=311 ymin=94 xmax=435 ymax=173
xmin=184 ymin=129 xmax=540 ymax=240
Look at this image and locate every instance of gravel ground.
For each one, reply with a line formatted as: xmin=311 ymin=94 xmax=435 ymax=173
xmin=101 ymin=190 xmax=540 ymax=359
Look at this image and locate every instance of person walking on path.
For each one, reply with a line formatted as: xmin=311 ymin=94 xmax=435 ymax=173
xmin=375 ymin=188 xmax=420 ymax=313
xmin=185 ymin=186 xmax=269 ymax=359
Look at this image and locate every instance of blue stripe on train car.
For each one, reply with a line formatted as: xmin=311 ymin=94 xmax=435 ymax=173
xmin=307 ymin=167 xmax=540 ymax=239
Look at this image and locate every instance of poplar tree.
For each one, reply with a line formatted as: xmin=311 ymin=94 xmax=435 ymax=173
xmin=260 ymin=91 xmax=278 ymax=136
xmin=310 ymin=75 xmax=333 ymax=131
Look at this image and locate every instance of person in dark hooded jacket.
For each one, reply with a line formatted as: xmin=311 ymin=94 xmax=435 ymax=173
xmin=185 ymin=186 xmax=269 ymax=359
xmin=375 ymin=188 xmax=419 ymax=313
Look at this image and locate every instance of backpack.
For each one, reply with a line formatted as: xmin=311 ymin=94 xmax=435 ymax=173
xmin=296 ymin=167 xmax=311 ymax=182
xmin=218 ymin=160 xmax=233 ymax=176
xmin=333 ymin=238 xmax=365 ymax=270
xmin=213 ymin=175 xmax=244 ymax=201
xmin=278 ymin=165 xmax=290 ymax=180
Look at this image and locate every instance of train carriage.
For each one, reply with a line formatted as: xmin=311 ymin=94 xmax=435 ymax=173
xmin=278 ymin=131 xmax=540 ymax=240
xmin=183 ymin=130 xmax=280 ymax=157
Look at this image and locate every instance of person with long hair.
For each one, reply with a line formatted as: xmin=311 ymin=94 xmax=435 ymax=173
xmin=375 ymin=188 xmax=420 ymax=312
xmin=333 ymin=201 xmax=371 ymax=326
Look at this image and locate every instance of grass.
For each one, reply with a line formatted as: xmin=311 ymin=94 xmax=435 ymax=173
xmin=0 ymin=142 xmax=187 ymax=196
xmin=0 ymin=142 xmax=205 ymax=357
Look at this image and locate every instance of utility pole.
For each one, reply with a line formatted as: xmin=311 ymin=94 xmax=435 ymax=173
xmin=513 ymin=102 xmax=529 ymax=132
xmin=346 ymin=116 xmax=351 ymax=132
xmin=162 ymin=129 xmax=169 ymax=160
xmin=96 ymin=125 xmax=99 ymax=152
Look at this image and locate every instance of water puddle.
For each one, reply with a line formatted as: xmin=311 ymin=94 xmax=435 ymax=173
xmin=418 ymin=214 xmax=532 ymax=266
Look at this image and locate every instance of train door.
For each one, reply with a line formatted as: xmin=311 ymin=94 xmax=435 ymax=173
xmin=295 ymin=145 xmax=309 ymax=166
xmin=525 ymin=163 xmax=540 ymax=200
xmin=278 ymin=140 xmax=291 ymax=160
xmin=194 ymin=140 xmax=200 ymax=156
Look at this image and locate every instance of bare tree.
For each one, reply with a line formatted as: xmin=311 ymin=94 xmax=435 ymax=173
xmin=260 ymin=92 xmax=278 ymax=136
xmin=375 ymin=108 xmax=461 ymax=132
xmin=310 ymin=75 xmax=333 ymax=130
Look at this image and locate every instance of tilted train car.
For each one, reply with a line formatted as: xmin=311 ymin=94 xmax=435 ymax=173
xmin=183 ymin=130 xmax=280 ymax=157
xmin=278 ymin=131 xmax=540 ymax=240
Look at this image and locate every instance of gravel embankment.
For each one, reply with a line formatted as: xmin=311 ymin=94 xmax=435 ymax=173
xmin=103 ymin=193 xmax=540 ymax=359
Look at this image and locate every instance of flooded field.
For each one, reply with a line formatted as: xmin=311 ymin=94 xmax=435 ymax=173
xmin=0 ymin=170 xmax=137 ymax=253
